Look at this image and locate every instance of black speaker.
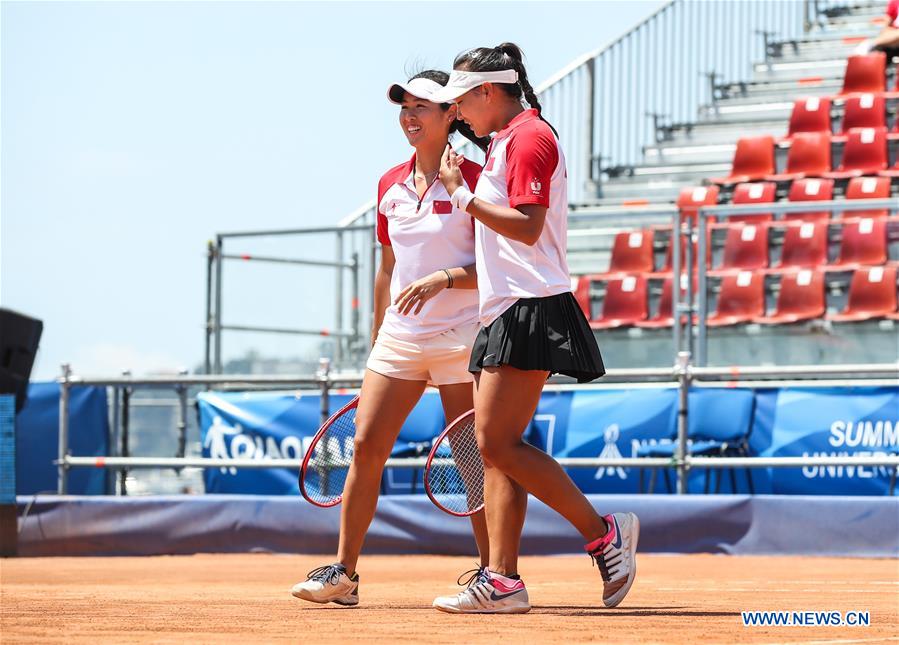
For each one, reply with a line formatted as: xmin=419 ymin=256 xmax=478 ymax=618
xmin=0 ymin=308 xmax=43 ymax=413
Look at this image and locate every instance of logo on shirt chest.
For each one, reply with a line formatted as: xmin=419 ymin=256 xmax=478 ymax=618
xmin=432 ymin=200 xmax=452 ymax=215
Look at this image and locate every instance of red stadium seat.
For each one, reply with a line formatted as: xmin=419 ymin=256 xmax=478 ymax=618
xmin=837 ymin=93 xmax=886 ymax=135
xmin=839 ymin=53 xmax=886 ymax=95
xmin=676 ymin=186 xmax=719 ymax=224
xmin=823 ymin=127 xmax=888 ymax=179
xmin=776 ymin=221 xmax=829 ymax=269
xmin=715 ymin=223 xmax=769 ymax=272
xmin=711 ymin=136 xmax=776 ymax=185
xmin=767 ymin=132 xmax=832 ymax=182
xmin=607 ymin=229 xmax=655 ymax=274
xmin=785 ymin=178 xmax=835 ymax=222
xmin=785 ymin=97 xmax=832 ymax=138
xmin=707 ymin=271 xmax=765 ymax=327
xmin=636 ymin=275 xmax=680 ymax=329
xmin=730 ymin=182 xmax=776 ymax=223
xmin=828 ymin=266 xmax=898 ymax=322
xmin=573 ymin=275 xmax=592 ymax=319
xmin=591 ymin=275 xmax=648 ymax=329
xmin=756 ymin=269 xmax=826 ymax=324
xmin=832 ymin=216 xmax=888 ymax=267
xmin=843 ymin=176 xmax=891 ymax=218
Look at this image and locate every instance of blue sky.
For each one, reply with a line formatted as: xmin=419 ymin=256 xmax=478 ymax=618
xmin=2 ymin=0 xmax=664 ymax=380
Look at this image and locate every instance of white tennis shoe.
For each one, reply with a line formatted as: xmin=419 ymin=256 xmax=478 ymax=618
xmin=291 ymin=564 xmax=359 ymax=606
xmin=586 ymin=512 xmax=640 ymax=608
xmin=433 ymin=570 xmax=531 ymax=614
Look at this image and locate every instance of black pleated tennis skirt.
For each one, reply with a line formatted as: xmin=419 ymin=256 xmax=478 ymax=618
xmin=468 ymin=291 xmax=606 ymax=383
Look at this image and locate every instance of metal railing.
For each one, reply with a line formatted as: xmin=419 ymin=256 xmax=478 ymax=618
xmin=56 ymin=359 xmax=899 ymax=496
xmin=205 ymin=224 xmax=375 ymax=373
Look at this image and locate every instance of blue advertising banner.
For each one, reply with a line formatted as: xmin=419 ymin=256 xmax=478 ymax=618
xmin=531 ymin=388 xmax=678 ymax=494
xmin=16 ymin=383 xmax=109 ymax=495
xmin=197 ymin=390 xmax=448 ymax=495
xmin=197 ymin=385 xmax=898 ymax=496
xmin=749 ymin=387 xmax=899 ymax=495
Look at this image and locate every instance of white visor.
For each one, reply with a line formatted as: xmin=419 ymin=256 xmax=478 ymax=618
xmin=429 ymin=69 xmax=519 ymax=103
xmin=387 ymin=78 xmax=446 ymax=104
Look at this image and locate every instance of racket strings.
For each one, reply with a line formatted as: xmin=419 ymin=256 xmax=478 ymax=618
xmin=426 ymin=416 xmax=484 ymax=515
xmin=303 ymin=407 xmax=357 ymax=505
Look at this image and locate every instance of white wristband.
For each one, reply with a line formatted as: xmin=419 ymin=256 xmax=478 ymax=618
xmin=450 ymin=185 xmax=475 ymax=212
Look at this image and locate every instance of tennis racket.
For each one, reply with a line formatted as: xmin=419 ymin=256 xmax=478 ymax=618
xmin=424 ymin=410 xmax=485 ymax=517
xmin=299 ymin=395 xmax=359 ymax=507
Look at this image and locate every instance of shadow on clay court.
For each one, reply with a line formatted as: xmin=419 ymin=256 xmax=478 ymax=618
xmin=303 ymin=606 xmax=739 ymax=618
xmin=533 ymin=607 xmax=740 ymax=618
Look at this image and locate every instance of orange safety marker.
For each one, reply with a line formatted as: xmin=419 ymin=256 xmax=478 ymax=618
xmin=797 ymin=77 xmax=823 ymax=86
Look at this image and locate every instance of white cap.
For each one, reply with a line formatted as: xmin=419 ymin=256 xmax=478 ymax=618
xmin=429 ymin=69 xmax=519 ymax=103
xmin=387 ymin=78 xmax=446 ymax=104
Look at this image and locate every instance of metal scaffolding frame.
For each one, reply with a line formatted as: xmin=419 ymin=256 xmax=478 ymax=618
xmin=205 ymin=224 xmax=374 ymax=374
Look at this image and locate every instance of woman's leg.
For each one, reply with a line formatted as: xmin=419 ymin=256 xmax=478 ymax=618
xmin=475 ymin=366 xmax=608 ymax=553
xmin=437 ymin=381 xmax=489 ymax=568
xmin=337 ymin=370 xmax=427 ymax=576
xmin=473 ymin=372 xmax=528 ymax=577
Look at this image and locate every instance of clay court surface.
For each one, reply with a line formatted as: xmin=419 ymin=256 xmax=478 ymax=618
xmin=2 ymin=554 xmax=897 ymax=643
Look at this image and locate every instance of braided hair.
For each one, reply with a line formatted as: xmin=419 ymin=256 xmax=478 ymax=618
xmin=452 ymin=43 xmax=557 ymax=136
xmin=408 ymin=70 xmax=491 ymax=152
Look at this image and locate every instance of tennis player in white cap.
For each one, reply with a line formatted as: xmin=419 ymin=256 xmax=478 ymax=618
xmin=291 ymin=70 xmax=492 ymax=608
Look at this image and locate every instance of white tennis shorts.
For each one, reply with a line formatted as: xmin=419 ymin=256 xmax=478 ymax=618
xmin=366 ymin=322 xmax=479 ymax=385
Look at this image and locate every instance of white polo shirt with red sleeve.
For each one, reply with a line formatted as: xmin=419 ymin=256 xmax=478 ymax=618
xmin=472 ymin=109 xmax=571 ymax=327
xmin=376 ymin=152 xmax=482 ymax=340
xmin=888 ymin=0 xmax=899 ymax=26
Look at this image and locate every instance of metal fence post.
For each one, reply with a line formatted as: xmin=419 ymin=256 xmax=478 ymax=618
xmin=675 ymin=351 xmax=691 ymax=494
xmin=583 ymin=57 xmax=596 ymax=197
xmin=318 ymin=357 xmax=332 ymax=427
xmin=176 ymin=370 xmax=189 ymax=460
xmin=685 ymin=217 xmax=695 ymax=358
xmin=108 ymin=384 xmax=119 ymax=494
xmin=672 ymin=208 xmax=683 ymax=355
xmin=57 ymin=363 xmax=72 ymax=495
xmin=705 ymin=71 xmax=718 ymax=115
xmin=204 ymin=240 xmax=215 ymax=375
xmin=335 ymin=232 xmax=344 ymax=367
xmin=121 ymin=371 xmax=132 ymax=496
xmin=351 ymin=252 xmax=360 ymax=363
xmin=213 ymin=236 xmax=224 ymax=374
xmin=369 ymin=218 xmax=377 ymax=345
xmin=697 ymin=210 xmax=709 ymax=367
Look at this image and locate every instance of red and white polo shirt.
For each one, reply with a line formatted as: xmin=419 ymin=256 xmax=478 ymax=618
xmin=473 ymin=109 xmax=571 ymax=326
xmin=376 ymin=152 xmax=482 ymax=340
xmin=888 ymin=0 xmax=899 ymax=26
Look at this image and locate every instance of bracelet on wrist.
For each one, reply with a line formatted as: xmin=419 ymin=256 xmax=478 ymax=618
xmin=442 ymin=268 xmax=454 ymax=289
